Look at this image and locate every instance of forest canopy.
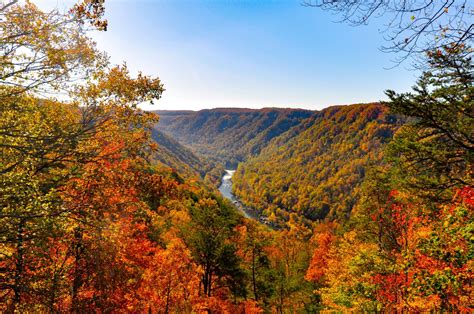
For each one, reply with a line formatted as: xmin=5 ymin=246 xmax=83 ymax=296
xmin=0 ymin=0 xmax=472 ymax=312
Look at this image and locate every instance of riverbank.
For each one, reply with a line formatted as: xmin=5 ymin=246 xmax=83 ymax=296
xmin=218 ymin=169 xmax=276 ymax=228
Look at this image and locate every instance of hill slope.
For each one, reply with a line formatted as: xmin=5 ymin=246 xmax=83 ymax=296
xmin=154 ymin=108 xmax=315 ymax=167
xmin=232 ymin=103 xmax=404 ymax=223
xmin=151 ymin=128 xmax=222 ymax=184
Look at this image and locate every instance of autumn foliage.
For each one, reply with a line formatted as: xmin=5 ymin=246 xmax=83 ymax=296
xmin=305 ymin=189 xmax=473 ymax=311
xmin=1 ymin=1 xmax=472 ymax=312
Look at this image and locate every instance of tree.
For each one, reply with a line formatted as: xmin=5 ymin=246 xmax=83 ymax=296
xmin=304 ymin=0 xmax=473 ymax=63
xmin=411 ymin=187 xmax=473 ymax=310
xmin=0 ymin=2 xmax=163 ymax=310
xmin=71 ymin=0 xmax=107 ymax=31
xmin=139 ymin=238 xmax=200 ymax=313
xmin=369 ymin=188 xmax=473 ymax=311
xmin=305 ymin=231 xmax=334 ymax=284
xmin=0 ymin=97 xmax=84 ymax=311
xmin=268 ymin=224 xmax=315 ymax=313
xmin=236 ymin=221 xmax=275 ymax=306
xmin=307 ymin=229 xmax=384 ymax=311
xmin=308 ymin=187 xmax=473 ymax=312
xmin=183 ymin=197 xmax=245 ymax=300
xmin=385 ymin=46 xmax=473 ymax=201
xmin=0 ymin=1 xmax=101 ymax=98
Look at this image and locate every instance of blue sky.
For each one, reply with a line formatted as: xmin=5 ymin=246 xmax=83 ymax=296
xmin=40 ymin=0 xmax=419 ymax=111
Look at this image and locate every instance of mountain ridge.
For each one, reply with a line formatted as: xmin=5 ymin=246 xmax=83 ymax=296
xmin=154 ymin=107 xmax=316 ymax=167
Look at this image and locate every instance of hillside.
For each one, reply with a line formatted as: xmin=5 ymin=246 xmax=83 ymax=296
xmin=232 ymin=103 xmax=404 ymax=223
xmin=154 ymin=108 xmax=315 ymax=167
xmin=151 ymin=128 xmax=223 ymax=184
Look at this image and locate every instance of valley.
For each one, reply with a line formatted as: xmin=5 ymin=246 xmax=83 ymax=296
xmin=217 ymin=170 xmax=251 ymax=218
xmin=218 ymin=169 xmax=274 ymax=227
xmin=154 ymin=108 xmax=315 ymax=167
xmin=3 ymin=1 xmax=471 ymax=312
xmin=154 ymin=103 xmax=404 ymax=226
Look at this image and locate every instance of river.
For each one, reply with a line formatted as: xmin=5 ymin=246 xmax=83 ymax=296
xmin=218 ymin=169 xmax=260 ymax=220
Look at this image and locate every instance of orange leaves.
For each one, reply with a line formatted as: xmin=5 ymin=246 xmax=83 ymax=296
xmin=305 ymin=231 xmax=334 ymax=283
xmin=139 ymin=238 xmax=200 ymax=312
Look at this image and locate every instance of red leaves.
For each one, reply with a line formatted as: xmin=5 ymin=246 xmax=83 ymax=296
xmin=369 ymin=187 xmax=474 ymax=310
xmin=372 ymin=273 xmax=407 ymax=304
xmin=457 ymin=186 xmax=474 ymax=207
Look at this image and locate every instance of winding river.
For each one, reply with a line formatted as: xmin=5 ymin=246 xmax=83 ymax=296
xmin=218 ymin=170 xmax=259 ymax=220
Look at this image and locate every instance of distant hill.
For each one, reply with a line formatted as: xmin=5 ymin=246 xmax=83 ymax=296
xmin=151 ymin=128 xmax=223 ymax=184
xmin=154 ymin=108 xmax=315 ymax=167
xmin=232 ymin=103 xmax=404 ymax=223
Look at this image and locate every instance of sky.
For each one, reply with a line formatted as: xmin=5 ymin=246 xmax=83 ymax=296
xmin=39 ymin=0 xmax=420 ymax=111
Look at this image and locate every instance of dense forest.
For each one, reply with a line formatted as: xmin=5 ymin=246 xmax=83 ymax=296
xmin=155 ymin=108 xmax=314 ymax=167
xmin=0 ymin=0 xmax=472 ymax=312
xmin=233 ymin=103 xmax=403 ymax=224
xmin=151 ymin=128 xmax=223 ymax=185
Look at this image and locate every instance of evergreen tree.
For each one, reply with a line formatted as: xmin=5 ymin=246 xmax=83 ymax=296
xmin=385 ymin=46 xmax=473 ymax=201
xmin=184 ymin=197 xmax=246 ymax=298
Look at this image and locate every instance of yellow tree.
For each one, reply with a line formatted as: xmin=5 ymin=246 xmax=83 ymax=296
xmin=0 ymin=1 xmax=163 ymax=311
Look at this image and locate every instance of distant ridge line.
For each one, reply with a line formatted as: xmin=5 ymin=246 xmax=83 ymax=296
xmin=151 ymin=102 xmax=381 ymax=114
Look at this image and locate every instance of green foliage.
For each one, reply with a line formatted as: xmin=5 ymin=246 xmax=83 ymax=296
xmin=385 ymin=46 xmax=473 ymax=201
xmin=183 ymin=197 xmax=245 ymax=297
xmin=237 ymin=221 xmax=276 ymax=305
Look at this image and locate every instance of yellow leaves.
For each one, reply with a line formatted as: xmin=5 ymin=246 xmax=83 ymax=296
xmin=0 ymin=243 xmax=15 ymax=258
xmin=308 ymin=227 xmax=386 ymax=311
xmin=1 ymin=1 xmax=104 ymax=96
xmin=342 ymin=229 xmax=357 ymax=243
xmin=197 ymin=197 xmax=219 ymax=210
xmin=72 ymin=64 xmax=164 ymax=119
xmin=0 ymin=93 xmax=86 ymax=178
xmin=71 ymin=0 xmax=108 ymax=31
xmin=416 ymin=226 xmax=432 ymax=239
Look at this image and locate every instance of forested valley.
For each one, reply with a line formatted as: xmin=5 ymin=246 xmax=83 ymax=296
xmin=0 ymin=0 xmax=472 ymax=312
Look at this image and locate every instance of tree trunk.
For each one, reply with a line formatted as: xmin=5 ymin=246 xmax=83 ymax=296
xmin=71 ymin=227 xmax=83 ymax=313
xmin=9 ymin=219 xmax=25 ymax=313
